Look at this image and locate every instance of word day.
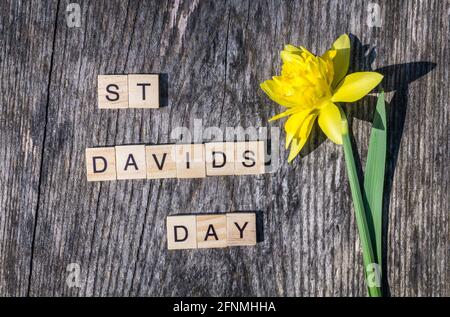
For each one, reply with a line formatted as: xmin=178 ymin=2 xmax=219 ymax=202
xmin=167 ymin=213 xmax=256 ymax=250
xmin=98 ymin=74 xmax=159 ymax=109
xmin=85 ymin=141 xmax=265 ymax=181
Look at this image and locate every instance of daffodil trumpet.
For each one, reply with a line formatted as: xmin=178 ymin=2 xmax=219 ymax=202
xmin=261 ymin=34 xmax=385 ymax=296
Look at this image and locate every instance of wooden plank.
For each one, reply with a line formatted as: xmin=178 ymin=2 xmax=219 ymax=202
xmin=0 ymin=0 xmax=58 ymax=296
xmin=27 ymin=0 xmax=159 ymax=296
xmin=0 ymin=0 xmax=446 ymax=297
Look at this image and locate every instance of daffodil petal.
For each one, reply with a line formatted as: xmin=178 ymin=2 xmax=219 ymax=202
xmin=260 ymin=80 xmax=297 ymax=108
xmin=330 ymin=34 xmax=350 ymax=88
xmin=284 ymin=110 xmax=312 ymax=148
xmin=285 ymin=133 xmax=292 ymax=150
xmin=299 ymin=46 xmax=315 ymax=57
xmin=321 ymin=48 xmax=337 ymax=61
xmin=287 ymin=114 xmax=317 ymax=162
xmin=318 ymin=102 xmax=343 ymax=144
xmin=281 ymin=44 xmax=310 ymax=63
xmin=287 ymin=136 xmax=303 ymax=162
xmin=331 ymin=72 xmax=383 ymax=103
xmin=269 ymin=109 xmax=295 ymax=122
xmin=284 ymin=44 xmax=302 ymax=53
xmin=299 ymin=113 xmax=316 ymax=140
xmin=281 ymin=51 xmax=299 ymax=63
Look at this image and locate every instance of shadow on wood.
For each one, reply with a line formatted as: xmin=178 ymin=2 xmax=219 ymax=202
xmin=159 ymin=73 xmax=169 ymax=108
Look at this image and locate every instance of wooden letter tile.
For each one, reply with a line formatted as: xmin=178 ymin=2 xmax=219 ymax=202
xmin=226 ymin=213 xmax=257 ymax=246
xmin=85 ymin=147 xmax=117 ymax=181
xmin=115 ymin=145 xmax=147 ymax=180
xmin=128 ymin=74 xmax=159 ymax=108
xmin=98 ymin=75 xmax=128 ymax=109
xmin=196 ymin=215 xmax=227 ymax=248
xmin=146 ymin=144 xmax=177 ymax=179
xmin=166 ymin=215 xmax=197 ymax=250
xmin=175 ymin=144 xmax=206 ymax=178
xmin=205 ymin=142 xmax=235 ymax=176
xmin=234 ymin=141 xmax=265 ymax=175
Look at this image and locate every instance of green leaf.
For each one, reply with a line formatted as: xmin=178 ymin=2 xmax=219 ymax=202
xmin=364 ymin=91 xmax=387 ymax=270
xmin=341 ymin=108 xmax=382 ymax=297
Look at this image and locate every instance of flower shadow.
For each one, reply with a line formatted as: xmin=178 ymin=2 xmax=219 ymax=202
xmin=300 ymin=34 xmax=436 ymax=296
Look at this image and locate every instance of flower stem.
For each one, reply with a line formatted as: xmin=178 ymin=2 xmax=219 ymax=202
xmin=341 ymin=111 xmax=382 ymax=297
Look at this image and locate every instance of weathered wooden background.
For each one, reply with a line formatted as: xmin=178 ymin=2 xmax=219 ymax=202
xmin=0 ymin=0 xmax=448 ymax=297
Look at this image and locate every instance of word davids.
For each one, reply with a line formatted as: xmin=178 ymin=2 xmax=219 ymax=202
xmin=85 ymin=141 xmax=265 ymax=181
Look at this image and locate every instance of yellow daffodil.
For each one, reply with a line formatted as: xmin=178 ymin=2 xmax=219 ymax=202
xmin=260 ymin=34 xmax=383 ymax=162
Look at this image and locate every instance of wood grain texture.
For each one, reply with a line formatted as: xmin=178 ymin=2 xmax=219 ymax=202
xmin=0 ymin=0 xmax=448 ymax=296
xmin=0 ymin=0 xmax=58 ymax=296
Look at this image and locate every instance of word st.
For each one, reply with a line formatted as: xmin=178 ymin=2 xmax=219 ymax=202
xmin=98 ymin=74 xmax=159 ymax=109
